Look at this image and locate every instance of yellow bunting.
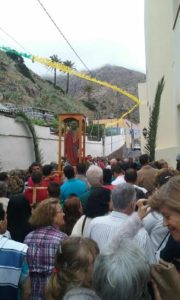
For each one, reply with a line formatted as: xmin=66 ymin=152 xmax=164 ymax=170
xmin=0 ymin=45 xmax=141 ymax=127
xmin=105 ymin=103 xmax=139 ymax=128
xmin=33 ymin=56 xmax=141 ymax=126
xmin=33 ymin=56 xmax=141 ymax=104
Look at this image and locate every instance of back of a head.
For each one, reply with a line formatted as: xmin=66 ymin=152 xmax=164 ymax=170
xmin=7 ymin=194 xmax=32 ymax=242
xmin=7 ymin=194 xmax=31 ymax=220
xmin=64 ymin=196 xmax=82 ymax=220
xmin=42 ymin=164 xmax=53 ymax=176
xmin=111 ymin=164 xmax=123 ymax=176
xmin=112 ymin=183 xmax=136 ymax=211
xmin=103 ymin=169 xmax=112 ymax=185
xmin=86 ymin=165 xmax=103 ymax=186
xmin=46 ymin=237 xmax=99 ymax=299
xmin=176 ymin=154 xmax=180 ymax=162
xmin=85 ymin=187 xmax=111 ymax=218
xmin=63 ymin=196 xmax=82 ymax=235
xmin=125 ymin=168 xmax=137 ymax=184
xmin=156 ymin=159 xmax=168 ymax=169
xmin=155 ymin=168 xmax=176 ymax=188
xmin=176 ymin=161 xmax=180 ymax=171
xmin=139 ymin=154 xmax=149 ymax=166
xmin=93 ymin=239 xmax=150 ymax=300
xmin=0 ymin=203 xmax=7 ymax=234
xmin=29 ymin=198 xmax=59 ymax=228
xmin=120 ymin=162 xmax=130 ymax=172
xmin=50 ymin=161 xmax=58 ymax=171
xmin=0 ymin=202 xmax=5 ymax=221
xmin=76 ymin=163 xmax=87 ymax=175
xmin=48 ymin=182 xmax=60 ymax=198
xmin=0 ymin=181 xmax=8 ymax=197
xmin=110 ymin=158 xmax=117 ymax=167
xmin=63 ymin=165 xmax=75 ymax=179
xmin=0 ymin=172 xmax=8 ymax=182
xmin=31 ymin=171 xmax=43 ymax=184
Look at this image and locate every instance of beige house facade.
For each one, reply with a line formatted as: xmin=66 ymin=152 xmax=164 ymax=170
xmin=139 ymin=0 xmax=180 ymax=167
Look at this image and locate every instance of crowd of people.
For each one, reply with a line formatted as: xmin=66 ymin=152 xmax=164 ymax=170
xmin=0 ymin=153 xmax=180 ymax=300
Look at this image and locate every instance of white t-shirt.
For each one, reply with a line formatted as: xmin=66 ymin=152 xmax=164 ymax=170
xmin=71 ymin=215 xmax=92 ymax=237
xmin=112 ymin=175 xmax=125 ymax=185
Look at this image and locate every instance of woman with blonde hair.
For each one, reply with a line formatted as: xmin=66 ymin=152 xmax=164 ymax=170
xmin=24 ymin=198 xmax=68 ymax=300
xmin=149 ymin=175 xmax=180 ymax=243
xmin=46 ymin=237 xmax=100 ymax=300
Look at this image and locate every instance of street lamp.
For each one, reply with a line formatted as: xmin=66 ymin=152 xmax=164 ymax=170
xmin=142 ymin=127 xmax=148 ymax=139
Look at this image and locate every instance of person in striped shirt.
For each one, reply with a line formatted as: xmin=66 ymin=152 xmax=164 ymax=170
xmin=0 ymin=203 xmax=30 ymax=300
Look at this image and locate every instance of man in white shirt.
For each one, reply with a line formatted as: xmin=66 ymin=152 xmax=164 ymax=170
xmin=111 ymin=164 xmax=125 ymax=185
xmin=124 ymin=168 xmax=148 ymax=195
xmin=85 ymin=183 xmax=155 ymax=263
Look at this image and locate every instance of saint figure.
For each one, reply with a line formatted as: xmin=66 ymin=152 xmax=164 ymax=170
xmin=65 ymin=121 xmax=79 ymax=166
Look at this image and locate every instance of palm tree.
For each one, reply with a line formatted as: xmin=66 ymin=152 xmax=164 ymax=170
xmin=63 ymin=60 xmax=75 ymax=94
xmin=50 ymin=54 xmax=61 ymax=88
xmin=83 ymin=84 xmax=93 ymax=101
xmin=15 ymin=111 xmax=42 ymax=163
xmin=145 ymin=76 xmax=165 ymax=161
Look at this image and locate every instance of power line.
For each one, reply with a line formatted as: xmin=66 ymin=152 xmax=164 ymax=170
xmin=36 ymin=0 xmax=91 ymax=73
xmin=0 ymin=26 xmax=31 ymax=54
xmin=0 ymin=34 xmax=8 ymax=45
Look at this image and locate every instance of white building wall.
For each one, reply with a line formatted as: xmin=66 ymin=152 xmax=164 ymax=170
xmin=104 ymin=135 xmax=125 ymax=156
xmin=0 ymin=115 xmax=126 ymax=171
xmin=141 ymin=0 xmax=180 ymax=166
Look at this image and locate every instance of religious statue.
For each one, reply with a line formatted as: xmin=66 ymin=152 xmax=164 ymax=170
xmin=64 ymin=121 xmax=79 ymax=166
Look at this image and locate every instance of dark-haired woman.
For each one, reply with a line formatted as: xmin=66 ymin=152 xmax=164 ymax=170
xmin=62 ymin=196 xmax=83 ymax=235
xmin=71 ymin=187 xmax=111 ymax=237
xmin=7 ymin=194 xmax=32 ymax=242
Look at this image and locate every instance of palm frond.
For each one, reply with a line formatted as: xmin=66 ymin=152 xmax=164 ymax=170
xmin=15 ymin=111 xmax=43 ymax=163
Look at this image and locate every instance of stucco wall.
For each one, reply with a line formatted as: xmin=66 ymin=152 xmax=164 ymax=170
xmin=141 ymin=0 xmax=180 ymax=166
xmin=0 ymin=115 xmax=126 ymax=171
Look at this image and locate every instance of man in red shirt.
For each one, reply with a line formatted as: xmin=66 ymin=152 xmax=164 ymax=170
xmin=24 ymin=171 xmax=48 ymax=207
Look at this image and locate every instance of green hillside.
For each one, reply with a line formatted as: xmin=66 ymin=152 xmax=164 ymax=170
xmin=0 ymin=50 xmax=91 ymax=116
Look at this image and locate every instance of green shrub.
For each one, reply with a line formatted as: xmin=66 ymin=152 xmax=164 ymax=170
xmin=6 ymin=52 xmax=35 ymax=83
xmin=86 ymin=124 xmax=104 ymax=139
xmin=31 ymin=119 xmax=46 ymax=126
xmin=3 ymin=90 xmax=22 ymax=102
xmin=82 ymin=100 xmax=96 ymax=111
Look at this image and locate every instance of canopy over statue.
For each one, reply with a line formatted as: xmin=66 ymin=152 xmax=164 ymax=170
xmin=58 ymin=114 xmax=86 ymax=171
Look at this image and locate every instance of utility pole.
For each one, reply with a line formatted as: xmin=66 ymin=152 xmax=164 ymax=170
xmin=102 ymin=124 xmax=105 ymax=157
xmin=111 ymin=119 xmax=113 ymax=152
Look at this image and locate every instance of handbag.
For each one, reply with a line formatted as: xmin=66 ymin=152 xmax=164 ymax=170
xmin=151 ymin=258 xmax=180 ymax=300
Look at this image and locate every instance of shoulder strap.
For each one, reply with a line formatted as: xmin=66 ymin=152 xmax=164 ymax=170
xmin=156 ymin=232 xmax=169 ymax=252
xmin=81 ymin=216 xmax=87 ymax=235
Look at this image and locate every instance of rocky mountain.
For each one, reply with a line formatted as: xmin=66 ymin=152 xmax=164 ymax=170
xmin=0 ymin=50 xmax=90 ymax=116
xmin=55 ymin=64 xmax=146 ymax=122
xmin=0 ymin=50 xmax=145 ymax=122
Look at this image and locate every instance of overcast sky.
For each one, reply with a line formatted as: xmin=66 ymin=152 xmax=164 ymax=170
xmin=0 ymin=0 xmax=145 ymax=76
